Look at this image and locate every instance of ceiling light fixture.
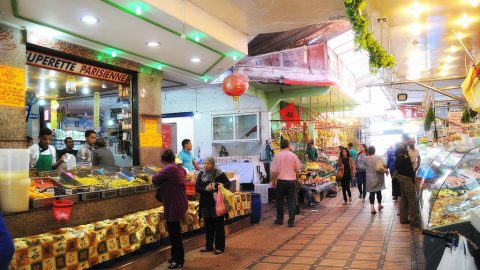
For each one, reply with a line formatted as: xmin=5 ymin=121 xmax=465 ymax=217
xmin=146 ymin=41 xmax=160 ymax=47
xmin=49 ymin=81 xmax=56 ymax=88
xmin=457 ymin=13 xmax=474 ymax=28
xmin=444 ymin=55 xmax=454 ymax=63
xmin=157 ymin=65 xmax=163 ymax=70
xmin=233 ymin=55 xmax=238 ymax=61
xmin=190 ymin=57 xmax=201 ymax=63
xmin=204 ymin=78 xmax=208 ymax=83
xmin=111 ymin=51 xmax=117 ymax=57
xmin=135 ymin=6 xmax=142 ymax=15
xmin=101 ymin=83 xmax=107 ymax=89
xmin=448 ymin=45 xmax=459 ymax=53
xmin=82 ymin=86 xmax=90 ymax=94
xmin=81 ymin=15 xmax=99 ymax=24
xmin=467 ymin=0 xmax=479 ymax=7
xmin=194 ymin=35 xmax=200 ymax=42
xmin=409 ymin=1 xmax=426 ymax=18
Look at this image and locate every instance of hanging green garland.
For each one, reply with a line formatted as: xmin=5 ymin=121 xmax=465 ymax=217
xmin=424 ymin=106 xmax=435 ymax=131
xmin=344 ymin=0 xmax=395 ymax=72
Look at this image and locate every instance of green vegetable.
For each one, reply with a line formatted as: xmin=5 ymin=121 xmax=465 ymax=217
xmin=424 ymin=106 xmax=435 ymax=131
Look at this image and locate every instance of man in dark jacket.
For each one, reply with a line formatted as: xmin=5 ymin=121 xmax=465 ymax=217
xmin=395 ymin=134 xmax=417 ymax=226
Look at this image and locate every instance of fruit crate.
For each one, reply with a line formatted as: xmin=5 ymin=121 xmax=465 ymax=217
xmin=100 ymin=189 xmax=118 ymax=198
xmin=31 ymin=194 xmax=80 ymax=208
xmin=135 ymin=184 xmax=149 ymax=193
xmin=148 ymin=184 xmax=156 ymax=191
xmin=118 ymin=187 xmax=135 ymax=196
xmin=80 ymin=191 xmax=101 ymax=201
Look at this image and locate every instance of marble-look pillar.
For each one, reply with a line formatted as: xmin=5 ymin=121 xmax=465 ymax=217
xmin=137 ymin=66 xmax=163 ymax=166
xmin=0 ymin=24 xmax=26 ymax=149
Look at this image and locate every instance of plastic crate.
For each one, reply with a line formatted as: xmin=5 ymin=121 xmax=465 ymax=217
xmin=254 ymin=184 xmax=269 ymax=203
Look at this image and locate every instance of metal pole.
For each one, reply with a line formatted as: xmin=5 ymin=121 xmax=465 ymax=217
xmin=415 ymin=82 xmax=466 ymax=102
xmin=366 ymin=75 xmax=466 ymax=87
xmin=452 ymin=30 xmax=477 ymax=66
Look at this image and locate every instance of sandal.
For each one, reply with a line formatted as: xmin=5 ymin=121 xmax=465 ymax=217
xmin=378 ymin=205 xmax=384 ymax=211
xmin=214 ymin=250 xmax=224 ymax=255
xmin=342 ymin=202 xmax=347 ymax=205
xmin=200 ymin=248 xmax=214 ymax=253
xmin=168 ymin=262 xmax=184 ymax=269
xmin=371 ymin=209 xmax=377 ymax=214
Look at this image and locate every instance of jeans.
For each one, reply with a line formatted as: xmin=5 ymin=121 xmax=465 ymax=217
xmin=397 ymin=175 xmax=417 ymax=224
xmin=369 ymin=191 xmax=382 ymax=204
xmin=275 ymin=180 xmax=296 ymax=225
xmin=300 ymin=185 xmax=314 ymax=204
xmin=204 ymin=217 xmax=225 ymax=251
xmin=340 ymin=176 xmax=352 ymax=202
xmin=356 ymin=171 xmax=367 ymax=198
xmin=166 ymin=221 xmax=184 ymax=265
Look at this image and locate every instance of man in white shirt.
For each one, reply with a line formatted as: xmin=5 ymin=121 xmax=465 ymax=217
xmin=408 ymin=142 xmax=421 ymax=173
xmin=77 ymin=130 xmax=96 ymax=162
xmin=29 ymin=128 xmax=65 ymax=171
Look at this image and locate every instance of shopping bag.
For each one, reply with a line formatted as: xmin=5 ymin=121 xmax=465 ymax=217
xmin=219 ymin=185 xmax=234 ymax=211
xmin=215 ymin=189 xmax=227 ymax=216
xmin=336 ymin=163 xmax=344 ymax=180
xmin=462 ymin=66 xmax=480 ymax=112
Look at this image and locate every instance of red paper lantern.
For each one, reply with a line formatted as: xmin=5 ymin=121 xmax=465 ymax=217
xmin=222 ymin=74 xmax=249 ymax=106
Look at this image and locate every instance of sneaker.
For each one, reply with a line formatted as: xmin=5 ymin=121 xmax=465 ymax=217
xmin=349 ymin=197 xmax=352 ymax=202
xmin=371 ymin=209 xmax=377 ymax=214
xmin=378 ymin=205 xmax=384 ymax=211
xmin=359 ymin=194 xmax=362 ymax=199
xmin=274 ymin=220 xmax=283 ymax=225
xmin=288 ymin=223 xmax=295 ymax=227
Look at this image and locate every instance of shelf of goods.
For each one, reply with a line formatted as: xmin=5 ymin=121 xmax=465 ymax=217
xmin=301 ymin=158 xmax=337 ymax=193
xmin=417 ymin=144 xmax=480 ymax=269
xmin=9 ymin=193 xmax=252 ymax=270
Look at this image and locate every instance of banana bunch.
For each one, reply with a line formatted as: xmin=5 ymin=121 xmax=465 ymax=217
xmin=107 ymin=179 xmax=135 ymax=188
xmin=76 ymin=177 xmax=101 ymax=186
xmin=132 ymin=178 xmax=147 ymax=185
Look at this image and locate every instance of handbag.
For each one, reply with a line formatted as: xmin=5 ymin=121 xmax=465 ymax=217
xmin=219 ymin=185 xmax=234 ymax=211
xmin=336 ymin=163 xmax=344 ymax=180
xmin=375 ymin=158 xmax=387 ymax=173
xmin=219 ymin=146 xmax=229 ymax=157
xmin=215 ymin=188 xmax=227 ymax=216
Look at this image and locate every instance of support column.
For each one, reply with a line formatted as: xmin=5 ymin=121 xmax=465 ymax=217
xmin=0 ymin=24 xmax=26 ymax=148
xmin=137 ymin=67 xmax=163 ymax=166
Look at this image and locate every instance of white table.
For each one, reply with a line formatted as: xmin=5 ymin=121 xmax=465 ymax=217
xmin=218 ymin=162 xmax=267 ymax=184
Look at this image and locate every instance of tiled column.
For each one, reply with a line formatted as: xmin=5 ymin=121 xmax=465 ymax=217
xmin=0 ymin=23 xmax=26 ymax=148
xmin=137 ymin=66 xmax=163 ymax=166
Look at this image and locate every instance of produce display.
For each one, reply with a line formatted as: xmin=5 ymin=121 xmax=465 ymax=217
xmin=305 ymin=161 xmax=334 ymax=173
xmin=29 ymin=182 xmax=54 ymax=199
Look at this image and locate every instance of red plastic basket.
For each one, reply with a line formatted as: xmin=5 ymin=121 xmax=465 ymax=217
xmin=185 ymin=182 xmax=196 ymax=196
xmin=52 ymin=199 xmax=73 ymax=222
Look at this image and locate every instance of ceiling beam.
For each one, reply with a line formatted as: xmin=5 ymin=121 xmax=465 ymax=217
xmin=365 ymin=75 xmax=466 ymax=87
xmin=415 ymin=82 xmax=466 ymax=102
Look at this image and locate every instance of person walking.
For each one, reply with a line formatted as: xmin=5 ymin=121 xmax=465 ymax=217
xmin=339 ymin=148 xmax=355 ymax=205
xmin=152 ymin=150 xmax=188 ymax=269
xmin=365 ymin=146 xmax=388 ymax=214
xmin=387 ymin=144 xmax=400 ymax=201
xmin=195 ymin=157 xmax=231 ymax=255
xmin=271 ymin=139 xmax=301 ymax=227
xmin=355 ymin=144 xmax=368 ymax=202
xmin=395 ymin=134 xmax=417 ymax=226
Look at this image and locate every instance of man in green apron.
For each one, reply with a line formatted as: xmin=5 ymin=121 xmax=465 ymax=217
xmin=29 ymin=128 xmax=66 ymax=171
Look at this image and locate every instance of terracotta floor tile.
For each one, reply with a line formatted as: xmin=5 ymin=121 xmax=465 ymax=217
xmin=270 ymin=250 xmax=295 ymax=256
xmin=317 ymin=234 xmax=338 ymax=240
xmin=330 ymin=245 xmax=355 ymax=252
xmin=388 ymin=241 xmax=412 ymax=248
xmin=296 ymin=250 xmax=323 ymax=258
xmin=322 ymin=230 xmax=343 ymax=235
xmin=354 ymin=252 xmax=381 ymax=261
xmin=350 ymin=260 xmax=379 ymax=269
xmin=384 ymin=254 xmax=412 ymax=264
xmin=249 ymin=262 xmax=281 ymax=270
xmin=287 ymin=239 xmax=310 ymax=245
xmin=288 ymin=256 xmax=318 ymax=264
xmin=364 ymin=235 xmax=385 ymax=241
xmin=262 ymin=256 xmax=291 ymax=263
xmin=335 ymin=240 xmax=358 ymax=246
xmin=389 ymin=236 xmax=411 ymax=242
xmin=282 ymin=264 xmax=313 ymax=270
xmin=385 ymin=247 xmax=411 ymax=255
xmin=318 ymin=259 xmax=348 ymax=267
xmin=343 ymin=230 xmax=364 ymax=236
xmin=279 ymin=244 xmax=304 ymax=250
xmin=417 ymin=255 xmax=426 ymax=264
xmin=383 ymin=262 xmax=412 ymax=270
xmin=361 ymin=241 xmax=384 ymax=247
xmin=418 ymin=263 xmax=425 ymax=270
xmin=311 ymin=238 xmax=334 ymax=245
xmin=390 ymin=232 xmax=411 ymax=237
xmin=340 ymin=235 xmax=362 ymax=241
xmin=324 ymin=251 xmax=349 ymax=260
xmin=304 ymin=244 xmax=330 ymax=251
xmin=358 ymin=246 xmax=383 ymax=253
xmin=314 ymin=267 xmax=344 ymax=270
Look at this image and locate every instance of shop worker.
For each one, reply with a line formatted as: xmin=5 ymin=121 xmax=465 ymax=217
xmin=92 ymin=138 xmax=116 ymax=168
xmin=395 ymin=134 xmax=417 ymax=227
xmin=26 ymin=136 xmax=33 ymax=148
xmin=179 ymin=139 xmax=201 ymax=172
xmin=78 ymin=130 xmax=96 ymax=162
xmin=271 ymin=139 xmax=301 ymax=227
xmin=29 ymin=127 xmax=65 ymax=171
xmin=58 ymin=137 xmax=77 ymax=159
xmin=306 ymin=141 xmax=318 ymax=161
xmin=348 ymin=143 xmax=357 ymax=160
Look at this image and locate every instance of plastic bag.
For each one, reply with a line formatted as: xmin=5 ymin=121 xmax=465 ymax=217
xmin=220 ymin=185 xmax=234 ymax=211
xmin=462 ymin=66 xmax=480 ymax=112
xmin=59 ymin=153 xmax=76 ymax=170
xmin=215 ymin=188 xmax=227 ymax=216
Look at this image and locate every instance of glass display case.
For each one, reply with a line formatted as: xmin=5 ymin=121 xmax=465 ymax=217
xmin=416 ymin=146 xmax=444 ymax=179
xmin=419 ymin=145 xmax=480 ymax=229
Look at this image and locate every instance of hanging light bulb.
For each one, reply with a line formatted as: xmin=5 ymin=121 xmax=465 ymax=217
xmin=232 ymin=55 xmax=238 ymax=61
xmin=111 ymin=51 xmax=117 ymax=57
xmin=135 ymin=6 xmax=142 ymax=15
xmin=194 ymin=35 xmax=200 ymax=42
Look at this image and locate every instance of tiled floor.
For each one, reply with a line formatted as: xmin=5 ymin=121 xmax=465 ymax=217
xmin=155 ymin=185 xmax=424 ymax=270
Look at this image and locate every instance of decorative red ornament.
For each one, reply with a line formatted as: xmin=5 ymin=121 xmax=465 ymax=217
xmin=222 ymin=74 xmax=249 ymax=107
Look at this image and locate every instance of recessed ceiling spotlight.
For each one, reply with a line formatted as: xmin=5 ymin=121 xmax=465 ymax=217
xmin=82 ymin=86 xmax=90 ymax=94
xmin=49 ymin=81 xmax=56 ymax=88
xmin=204 ymin=78 xmax=208 ymax=83
xmin=233 ymin=55 xmax=238 ymax=61
xmin=111 ymin=51 xmax=117 ymax=57
xmin=135 ymin=6 xmax=142 ymax=15
xmin=194 ymin=36 xmax=200 ymax=42
xmin=81 ymin=15 xmax=99 ymax=24
xmin=190 ymin=57 xmax=202 ymax=63
xmin=146 ymin=41 xmax=160 ymax=47
xmin=101 ymin=83 xmax=107 ymax=89
xmin=157 ymin=65 xmax=163 ymax=70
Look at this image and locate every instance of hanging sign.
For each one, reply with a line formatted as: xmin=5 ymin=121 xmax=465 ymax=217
xmin=26 ymin=50 xmax=130 ymax=83
xmin=448 ymin=109 xmax=465 ymax=133
xmin=50 ymin=100 xmax=59 ymax=129
xmin=66 ymin=76 xmax=76 ymax=94
xmin=140 ymin=118 xmax=162 ymax=147
xmin=161 ymin=124 xmax=171 ymax=150
xmin=93 ymin=92 xmax=100 ymax=128
xmin=0 ymin=64 xmax=26 ymax=108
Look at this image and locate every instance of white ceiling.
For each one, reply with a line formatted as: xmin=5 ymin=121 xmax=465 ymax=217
xmin=0 ymin=0 xmax=249 ymax=85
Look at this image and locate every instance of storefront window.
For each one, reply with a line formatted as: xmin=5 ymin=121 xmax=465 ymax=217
xmin=213 ymin=116 xmax=234 ymax=140
xmin=236 ymin=114 xmax=258 ymax=140
xmin=213 ymin=113 xmax=259 ymax=142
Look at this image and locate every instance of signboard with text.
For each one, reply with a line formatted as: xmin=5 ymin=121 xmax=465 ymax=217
xmin=0 ymin=65 xmax=25 ymax=108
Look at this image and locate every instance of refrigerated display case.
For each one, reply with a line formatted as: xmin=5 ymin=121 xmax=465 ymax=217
xmin=418 ymin=145 xmax=480 ymax=269
xmin=416 ymin=146 xmax=445 ymax=180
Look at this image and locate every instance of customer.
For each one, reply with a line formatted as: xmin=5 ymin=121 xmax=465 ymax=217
xmin=348 ymin=143 xmax=357 ymax=160
xmin=339 ymin=147 xmax=355 ymax=205
xmin=179 ymin=139 xmax=201 ymax=172
xmin=395 ymin=134 xmax=417 ymax=226
xmin=153 ymin=150 xmax=188 ymax=269
xmin=355 ymin=144 xmax=368 ymax=202
xmin=78 ymin=130 xmax=96 ymax=162
xmin=387 ymin=144 xmax=400 ymax=201
xmin=195 ymin=157 xmax=231 ymax=255
xmin=365 ymin=146 xmax=388 ymax=214
xmin=92 ymin=138 xmax=116 ymax=168
xmin=271 ymin=139 xmax=301 ymax=227
xmin=0 ymin=212 xmax=14 ymax=270
xmin=408 ymin=142 xmax=421 ymax=173
xmin=306 ymin=141 xmax=318 ymax=161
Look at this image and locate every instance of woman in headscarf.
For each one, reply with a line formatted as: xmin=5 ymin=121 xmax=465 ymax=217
xmin=195 ymin=157 xmax=231 ymax=255
xmin=152 ymin=150 xmax=188 ymax=269
xmin=365 ymin=146 xmax=389 ymax=214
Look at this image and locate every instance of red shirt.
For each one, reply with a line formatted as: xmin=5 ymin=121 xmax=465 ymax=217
xmin=271 ymin=149 xmax=301 ymax=181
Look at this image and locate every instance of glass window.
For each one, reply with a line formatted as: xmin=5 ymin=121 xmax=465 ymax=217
xmin=235 ymin=114 xmax=258 ymax=140
xmin=213 ymin=116 xmax=234 ymax=141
